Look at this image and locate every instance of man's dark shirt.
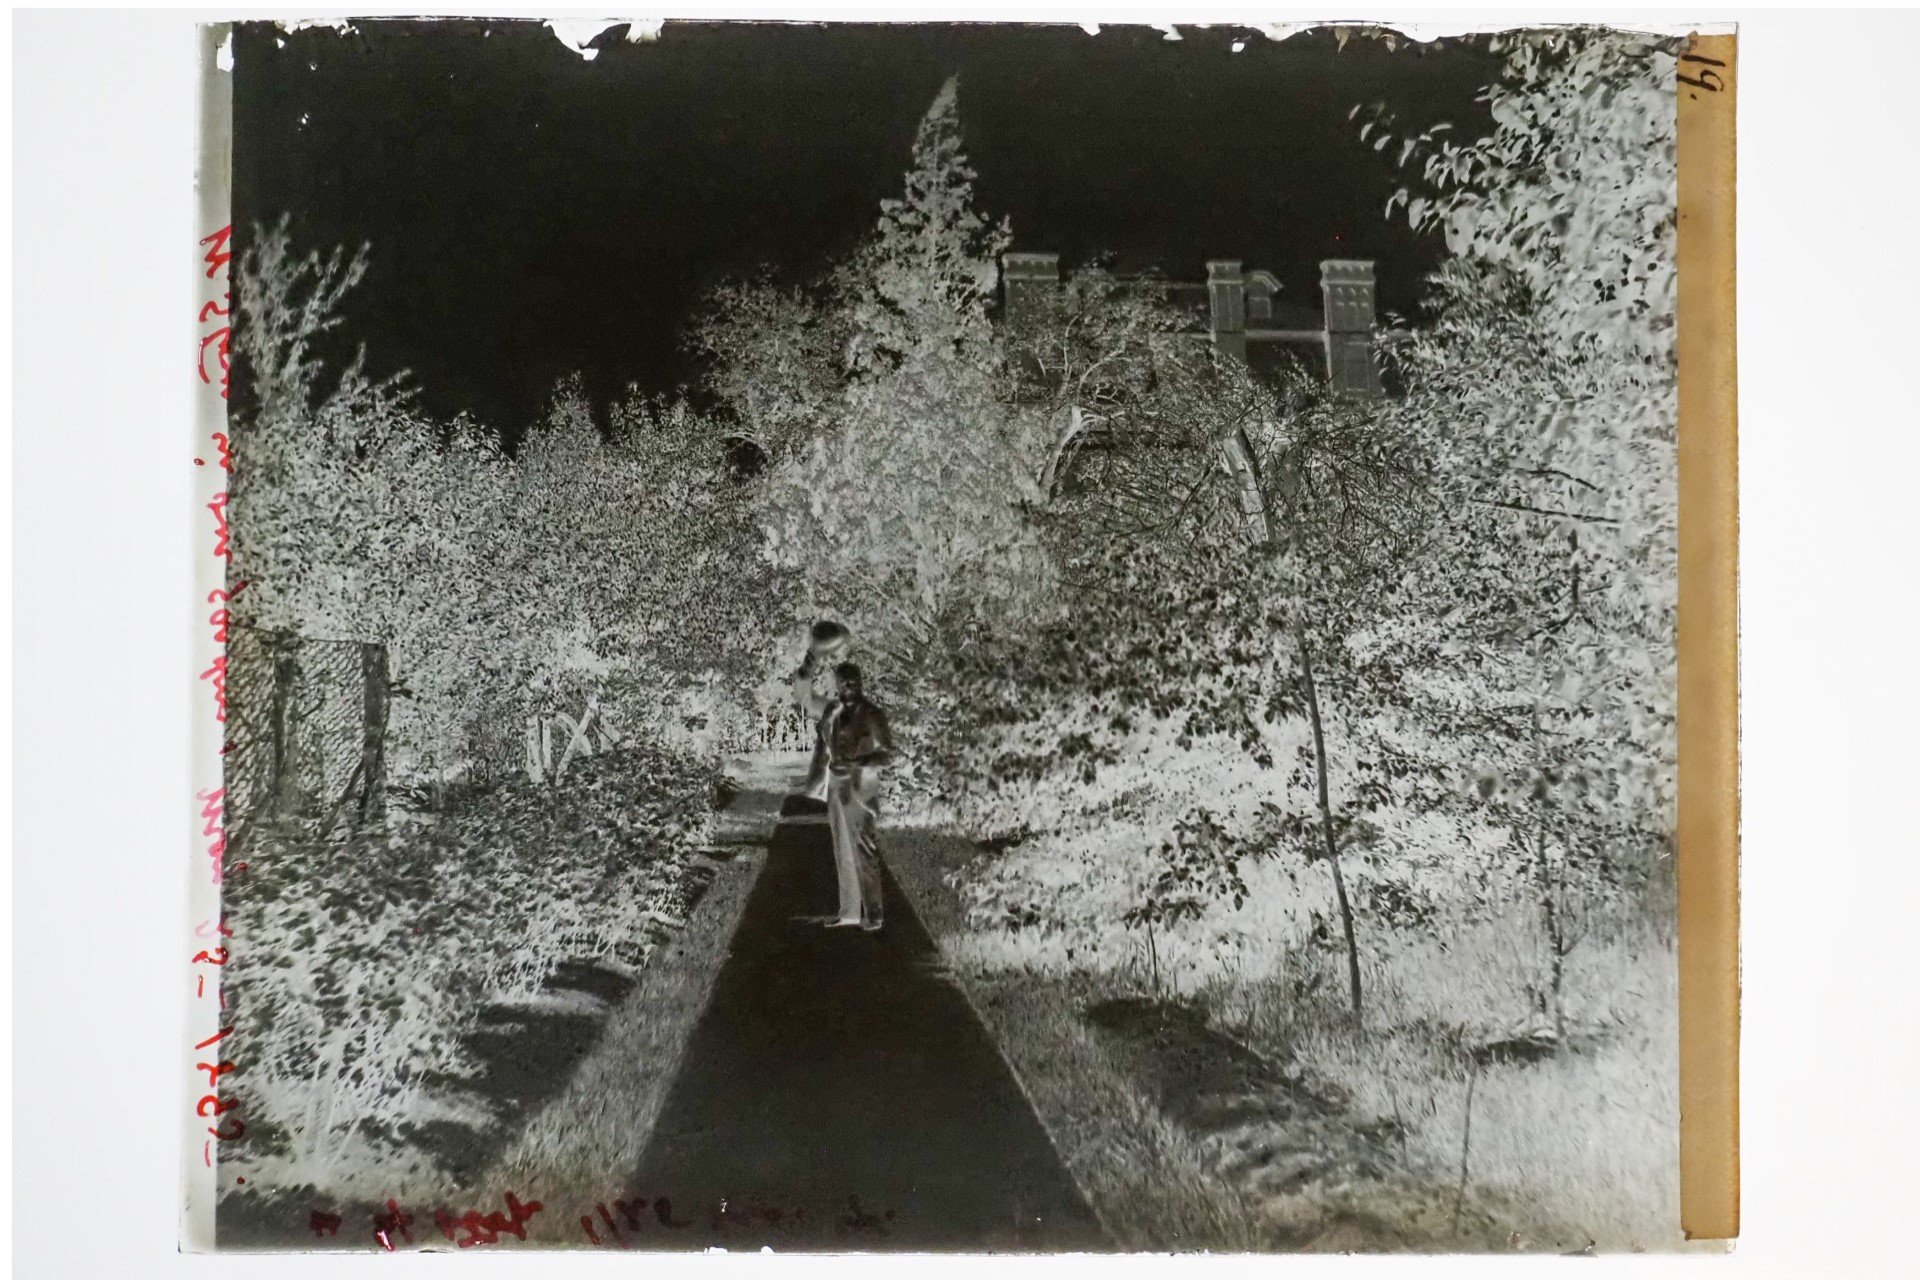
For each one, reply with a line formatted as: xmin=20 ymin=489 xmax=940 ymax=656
xmin=824 ymin=697 xmax=894 ymax=774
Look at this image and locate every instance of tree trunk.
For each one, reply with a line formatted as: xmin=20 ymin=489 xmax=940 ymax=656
xmin=357 ymin=643 xmax=389 ymax=825
xmin=1535 ymin=818 xmax=1567 ymax=1044
xmin=1451 ymin=1056 xmax=1479 ymax=1235
xmin=267 ymin=634 xmax=298 ymax=816
xmin=1222 ymin=424 xmax=1361 ymax=1021
xmin=1297 ymin=620 xmax=1363 ymax=1023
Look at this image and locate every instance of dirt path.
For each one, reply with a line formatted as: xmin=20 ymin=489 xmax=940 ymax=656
xmin=617 ymin=772 xmax=1108 ymax=1252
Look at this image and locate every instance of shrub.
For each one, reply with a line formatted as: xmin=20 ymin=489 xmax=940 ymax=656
xmin=222 ymin=744 xmax=722 ymax=1199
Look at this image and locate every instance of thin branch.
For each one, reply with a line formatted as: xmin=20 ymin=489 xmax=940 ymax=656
xmin=1472 ymin=499 xmax=1619 ymax=525
xmin=1519 ymin=466 xmax=1601 ymax=493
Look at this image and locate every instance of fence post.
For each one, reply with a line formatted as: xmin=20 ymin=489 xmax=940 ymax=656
xmin=358 ymin=643 xmax=389 ymax=824
xmin=267 ymin=633 xmax=299 ymax=816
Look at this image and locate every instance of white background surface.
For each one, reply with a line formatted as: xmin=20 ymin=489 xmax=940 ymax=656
xmin=11 ymin=5 xmax=1917 ymax=1276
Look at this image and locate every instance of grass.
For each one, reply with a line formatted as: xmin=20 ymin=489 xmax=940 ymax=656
xmin=468 ymin=755 xmax=785 ymax=1243
xmin=468 ymin=848 xmax=759 ymax=1242
xmin=1263 ymin=922 xmax=1681 ymax=1252
xmin=884 ymin=813 xmax=1683 ymax=1254
xmin=887 ymin=824 xmax=1272 ymax=1251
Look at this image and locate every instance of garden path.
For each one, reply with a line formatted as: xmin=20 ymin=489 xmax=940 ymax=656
xmin=621 ymin=759 xmax=1108 ymax=1251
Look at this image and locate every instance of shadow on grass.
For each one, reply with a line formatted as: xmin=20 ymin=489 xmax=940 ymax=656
xmin=214 ymin=957 xmax=638 ymax=1250
xmin=884 ymin=821 xmax=1529 ymax=1253
xmin=213 ymin=756 xmax=799 ymax=1252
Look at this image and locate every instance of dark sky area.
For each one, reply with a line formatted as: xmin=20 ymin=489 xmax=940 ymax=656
xmin=232 ymin=20 xmax=1501 ymax=442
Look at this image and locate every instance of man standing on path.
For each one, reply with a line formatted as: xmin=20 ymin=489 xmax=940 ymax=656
xmin=790 ymin=620 xmax=852 ymax=806
xmin=822 ymin=662 xmax=894 ymax=932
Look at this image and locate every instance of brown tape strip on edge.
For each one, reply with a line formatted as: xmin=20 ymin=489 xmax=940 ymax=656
xmin=1675 ymin=29 xmax=1740 ymax=1244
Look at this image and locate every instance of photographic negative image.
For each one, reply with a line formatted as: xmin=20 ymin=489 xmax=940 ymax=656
xmin=188 ymin=16 xmax=1733 ymax=1254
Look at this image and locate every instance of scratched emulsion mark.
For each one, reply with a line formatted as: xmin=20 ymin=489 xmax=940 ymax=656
xmin=294 ymin=1187 xmax=896 ymax=1253
xmin=575 ymin=1192 xmax=898 ymax=1249
xmin=546 ymin=18 xmax=663 ymax=60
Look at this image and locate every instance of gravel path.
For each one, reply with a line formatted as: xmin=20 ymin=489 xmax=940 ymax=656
xmin=618 ymin=774 xmax=1107 ymax=1252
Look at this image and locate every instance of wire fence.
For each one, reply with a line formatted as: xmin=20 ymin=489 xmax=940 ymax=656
xmin=225 ymin=625 xmax=389 ymax=849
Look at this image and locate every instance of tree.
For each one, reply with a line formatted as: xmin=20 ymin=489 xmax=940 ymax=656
xmin=844 ymin=75 xmax=1010 ymax=379
xmin=233 ymin=223 xmax=783 ymax=789
xmin=934 ymin=348 xmax=1438 ymax=1021
xmin=1352 ymin=27 xmax=1683 ymax=1037
xmin=750 ymin=77 xmax=1054 ymax=702
xmin=927 ymin=29 xmax=1683 ymax=1029
xmin=684 ymin=270 xmax=854 ymax=466
xmin=997 ymin=264 xmax=1208 ymax=508
xmin=229 ymin=220 xmax=423 ymax=645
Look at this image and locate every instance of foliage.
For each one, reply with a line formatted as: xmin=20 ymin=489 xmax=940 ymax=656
xmin=1353 ymin=28 xmax=1682 ymax=1024
xmin=1004 ymin=265 xmax=1233 ymax=530
xmin=232 ymin=225 xmax=784 ymax=782
xmin=230 ymin=219 xmax=451 ymax=648
xmin=917 ymin=27 xmax=1680 ymax=1032
xmin=225 ymin=226 xmax=786 ymax=1199
xmin=697 ymin=77 xmax=1054 ymax=706
xmin=220 ymin=26 xmax=1685 ymax=1207
xmin=684 ymin=270 xmax=855 ymax=464
xmin=1368 ymin=29 xmax=1678 ymax=377
xmin=223 ymin=745 xmax=721 ymax=1195
xmin=843 ymin=75 xmax=1011 ymax=380
xmin=926 ymin=369 xmax=1444 ymax=1011
xmin=491 ymin=380 xmax=790 ymax=747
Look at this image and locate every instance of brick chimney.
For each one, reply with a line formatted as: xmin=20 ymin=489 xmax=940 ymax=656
xmin=1320 ymin=259 xmax=1383 ymax=396
xmin=1246 ymin=270 xmax=1281 ymax=323
xmin=1000 ymin=252 xmax=1059 ymax=327
xmin=1207 ymin=260 xmax=1247 ymax=362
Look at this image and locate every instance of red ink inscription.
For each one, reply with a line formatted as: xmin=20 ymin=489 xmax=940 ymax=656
xmin=198 ymin=327 xmax=232 ymax=398
xmin=434 ymin=1193 xmax=543 ymax=1248
xmin=199 ymin=657 xmax=229 ymax=724
xmin=196 ymin=787 xmax=228 ymax=879
xmin=198 ymin=228 xmax=233 ymax=398
xmin=373 ymin=1200 xmax=415 ymax=1252
xmin=208 ymin=491 xmax=231 ymax=561
xmin=196 ymin=1060 xmax=235 ymax=1087
xmin=208 ymin=581 xmax=246 ymax=644
xmin=200 ymin=225 xmax=233 ymax=279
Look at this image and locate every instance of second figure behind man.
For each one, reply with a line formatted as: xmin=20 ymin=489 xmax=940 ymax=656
xmin=822 ymin=661 xmax=893 ymax=933
xmin=792 ymin=620 xmax=852 ymax=805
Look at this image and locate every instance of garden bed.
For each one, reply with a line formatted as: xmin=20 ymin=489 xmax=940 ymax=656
xmin=215 ymin=742 xmax=730 ymax=1237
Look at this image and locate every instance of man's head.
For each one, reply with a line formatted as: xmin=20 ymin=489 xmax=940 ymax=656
xmin=809 ymin=619 xmax=851 ymax=662
xmin=833 ymin=661 xmax=864 ymax=701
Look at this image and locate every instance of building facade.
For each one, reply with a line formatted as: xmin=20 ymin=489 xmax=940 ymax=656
xmin=1000 ymin=251 xmax=1387 ymax=398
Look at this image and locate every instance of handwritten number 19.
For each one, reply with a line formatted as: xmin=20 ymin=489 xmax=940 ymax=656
xmin=1679 ymin=53 xmax=1727 ymax=94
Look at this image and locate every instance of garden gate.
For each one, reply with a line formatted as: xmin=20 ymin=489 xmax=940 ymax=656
xmin=224 ymin=625 xmax=390 ymax=848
